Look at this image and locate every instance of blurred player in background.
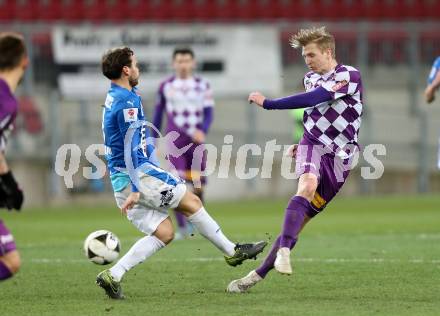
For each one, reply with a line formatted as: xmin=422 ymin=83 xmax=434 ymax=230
xmin=96 ymin=47 xmax=266 ymax=299
xmin=0 ymin=33 xmax=27 ymax=281
xmin=227 ymin=26 xmax=363 ymax=292
xmin=153 ymin=47 xmax=214 ymax=239
xmin=424 ymin=56 xmax=440 ymax=104
xmin=424 ymin=56 xmax=440 ymax=169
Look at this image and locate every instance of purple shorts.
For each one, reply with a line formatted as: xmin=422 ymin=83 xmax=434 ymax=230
xmin=167 ymin=141 xmax=207 ymax=186
xmin=0 ymin=220 xmax=17 ymax=256
xmin=295 ymin=136 xmax=353 ymax=217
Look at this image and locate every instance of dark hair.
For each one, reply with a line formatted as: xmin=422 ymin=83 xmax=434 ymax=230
xmin=101 ymin=47 xmax=134 ymax=80
xmin=172 ymin=47 xmax=194 ymax=59
xmin=0 ymin=32 xmax=27 ymax=71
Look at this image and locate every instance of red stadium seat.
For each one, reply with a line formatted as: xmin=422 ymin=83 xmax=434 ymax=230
xmin=235 ymin=0 xmax=261 ymax=21
xmin=343 ymin=0 xmax=365 ymax=20
xmin=105 ymin=1 xmax=129 ymax=22
xmin=381 ymin=0 xmax=405 ymax=21
xmin=148 ymin=1 xmax=174 ymax=21
xmin=61 ymin=0 xmax=85 ymax=22
xmin=0 ymin=0 xmax=15 ymax=21
xmin=83 ymin=0 xmax=106 ymax=22
xmin=192 ymin=0 xmax=217 ymax=21
xmin=215 ymin=0 xmax=239 ymax=20
xmin=301 ymin=0 xmax=324 ymax=21
xmin=424 ymin=0 xmax=440 ymax=19
xmin=37 ymin=0 xmax=62 ymax=22
xmin=320 ymin=0 xmax=344 ymax=21
xmin=363 ymin=0 xmax=383 ymax=20
xmin=171 ymin=0 xmax=198 ymax=21
xmin=128 ymin=1 xmax=153 ymax=21
xmin=14 ymin=0 xmax=38 ymax=21
xmin=280 ymin=1 xmax=304 ymax=20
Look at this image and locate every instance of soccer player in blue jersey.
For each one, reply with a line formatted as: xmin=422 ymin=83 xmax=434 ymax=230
xmin=425 ymin=56 xmax=440 ymax=103
xmin=96 ymin=47 xmax=266 ymax=299
xmin=227 ymin=26 xmax=363 ymax=293
xmin=0 ymin=33 xmax=27 ymax=281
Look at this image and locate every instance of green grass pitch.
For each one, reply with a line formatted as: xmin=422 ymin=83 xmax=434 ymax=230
xmin=1 ymin=195 xmax=439 ymax=316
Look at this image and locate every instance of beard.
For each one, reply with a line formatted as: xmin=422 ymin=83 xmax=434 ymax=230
xmin=129 ymin=76 xmax=139 ymax=87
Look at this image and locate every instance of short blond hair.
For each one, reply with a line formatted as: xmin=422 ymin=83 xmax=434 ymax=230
xmin=290 ymin=26 xmax=336 ymax=58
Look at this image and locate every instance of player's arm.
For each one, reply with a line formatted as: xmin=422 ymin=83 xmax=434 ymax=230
xmin=248 ymin=87 xmax=333 ymax=110
xmin=115 ymin=104 xmax=141 ymax=193
xmin=194 ymin=83 xmax=214 ymax=143
xmin=0 ymin=151 xmax=24 ymax=211
xmin=425 ymin=69 xmax=440 ymax=104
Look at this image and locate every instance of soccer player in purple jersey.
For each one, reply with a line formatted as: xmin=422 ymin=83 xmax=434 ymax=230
xmin=227 ymin=26 xmax=363 ymax=293
xmin=153 ymin=48 xmax=214 ymax=239
xmin=0 ymin=33 xmax=27 ymax=281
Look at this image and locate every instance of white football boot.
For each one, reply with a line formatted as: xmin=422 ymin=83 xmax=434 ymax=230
xmin=226 ymin=270 xmax=262 ymax=293
xmin=274 ymin=247 xmax=292 ymax=275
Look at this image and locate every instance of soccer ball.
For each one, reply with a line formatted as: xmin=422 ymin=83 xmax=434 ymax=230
xmin=84 ymin=230 xmax=121 ymax=265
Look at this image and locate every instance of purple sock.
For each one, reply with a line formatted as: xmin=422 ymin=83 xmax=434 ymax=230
xmin=255 ymin=234 xmax=298 ymax=278
xmin=174 ymin=210 xmax=187 ymax=230
xmin=279 ymin=196 xmax=310 ymax=248
xmin=0 ymin=260 xmax=12 ymax=280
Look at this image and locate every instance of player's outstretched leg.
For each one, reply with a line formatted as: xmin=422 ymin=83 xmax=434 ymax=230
xmin=227 ymin=270 xmax=262 ymax=293
xmin=226 ymin=235 xmax=281 ymax=293
xmin=177 ymin=191 xmax=267 ymax=266
xmin=96 ymin=218 xmax=173 ymax=299
xmin=275 ymin=194 xmax=313 ymax=275
xmin=96 ymin=269 xmax=124 ymax=299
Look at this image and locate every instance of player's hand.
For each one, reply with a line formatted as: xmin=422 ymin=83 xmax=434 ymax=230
xmin=192 ymin=129 xmax=206 ymax=144
xmin=0 ymin=171 xmax=24 ymax=211
xmin=424 ymin=86 xmax=435 ymax=103
xmin=121 ymin=192 xmax=140 ymax=215
xmin=285 ymin=144 xmax=298 ymax=159
xmin=248 ymin=92 xmax=266 ymax=107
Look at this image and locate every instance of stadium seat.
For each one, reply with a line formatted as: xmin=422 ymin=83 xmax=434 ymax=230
xmin=343 ymin=0 xmax=366 ymax=20
xmin=0 ymin=0 xmax=15 ymax=21
xmin=270 ymin=0 xmax=302 ymax=20
xmin=235 ymin=0 xmax=261 ymax=21
xmin=61 ymin=0 xmax=85 ymax=22
xmin=424 ymin=0 xmax=440 ymax=19
xmin=215 ymin=0 xmax=239 ymax=20
xmin=192 ymin=0 xmax=218 ymax=21
xmin=147 ymin=1 xmax=174 ymax=21
xmin=171 ymin=0 xmax=198 ymax=21
xmin=320 ymin=0 xmax=344 ymax=21
xmin=128 ymin=1 xmax=153 ymax=21
xmin=105 ymin=1 xmax=129 ymax=22
xmin=37 ymin=0 xmax=62 ymax=22
xmin=14 ymin=0 xmax=38 ymax=21
xmin=83 ymin=0 xmax=106 ymax=22
xmin=363 ymin=0 xmax=383 ymax=20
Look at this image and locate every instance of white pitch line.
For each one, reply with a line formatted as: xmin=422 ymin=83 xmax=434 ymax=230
xmin=29 ymin=257 xmax=440 ymax=264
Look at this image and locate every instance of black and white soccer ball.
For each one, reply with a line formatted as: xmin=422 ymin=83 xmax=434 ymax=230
xmin=84 ymin=230 xmax=121 ymax=265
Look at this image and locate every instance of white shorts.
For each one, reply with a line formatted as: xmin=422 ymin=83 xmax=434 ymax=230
xmin=114 ymin=167 xmax=187 ymax=235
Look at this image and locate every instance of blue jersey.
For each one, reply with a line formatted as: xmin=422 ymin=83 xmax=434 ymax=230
xmin=102 ymin=83 xmax=155 ymax=192
xmin=428 ymin=56 xmax=440 ymax=85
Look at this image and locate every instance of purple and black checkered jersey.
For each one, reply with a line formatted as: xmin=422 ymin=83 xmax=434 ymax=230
xmin=302 ymin=64 xmax=363 ymax=158
xmin=0 ymin=78 xmax=18 ymax=152
xmin=159 ymin=76 xmax=214 ymax=137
